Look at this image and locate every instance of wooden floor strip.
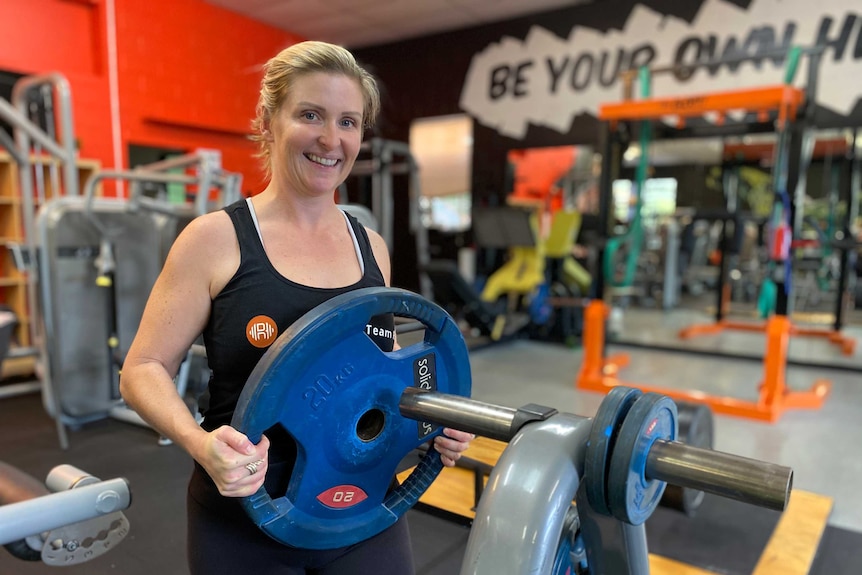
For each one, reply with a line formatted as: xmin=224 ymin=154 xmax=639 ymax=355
xmin=752 ymin=489 xmax=833 ymax=575
xmin=398 ymin=465 xmax=482 ymax=519
xmin=456 ymin=436 xmax=507 ymax=466
xmin=396 ymin=437 xmax=505 ymax=519
xmin=649 ymin=554 xmax=721 ymax=575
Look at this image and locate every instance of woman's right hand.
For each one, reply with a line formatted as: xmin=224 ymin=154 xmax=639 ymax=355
xmin=196 ymin=426 xmax=271 ymax=497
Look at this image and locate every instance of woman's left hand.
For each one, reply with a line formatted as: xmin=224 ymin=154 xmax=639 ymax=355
xmin=433 ymin=428 xmax=475 ymax=467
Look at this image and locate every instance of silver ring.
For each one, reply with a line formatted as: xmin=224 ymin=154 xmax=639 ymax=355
xmin=245 ymin=459 xmax=264 ymax=476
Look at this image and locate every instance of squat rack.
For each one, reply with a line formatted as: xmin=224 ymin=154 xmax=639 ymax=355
xmin=679 ymin=134 xmax=858 ymax=356
xmin=578 ymin=51 xmax=833 ymax=422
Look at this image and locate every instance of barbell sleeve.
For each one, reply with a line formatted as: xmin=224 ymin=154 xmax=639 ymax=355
xmin=400 ymin=388 xmax=520 ymax=442
xmin=644 ymin=440 xmax=792 ymax=512
xmin=399 ymin=390 xmax=793 ymax=512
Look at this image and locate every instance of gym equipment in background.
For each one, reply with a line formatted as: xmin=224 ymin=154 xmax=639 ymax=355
xmin=420 ymin=259 xmax=500 ymax=340
xmin=473 ymin=205 xmax=543 ymax=340
xmin=231 ymin=286 xmax=792 ymax=575
xmin=0 ymin=462 xmax=131 ymax=566
xmin=580 ymin=47 xmax=835 ymax=423
xmin=339 ymin=202 xmax=379 ymax=232
xmin=0 ymin=73 xmax=82 ymax=411
xmin=1 ymin=72 xmax=240 ymax=449
xmin=340 ymin=138 xmax=432 ymax=299
xmin=34 ymin=151 xmax=239 ymax=449
xmin=421 ymin=206 xmax=538 ymax=344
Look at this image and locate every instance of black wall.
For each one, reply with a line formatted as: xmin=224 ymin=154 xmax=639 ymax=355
xmin=353 ymin=0 xmax=862 ymax=289
xmin=0 ymin=70 xmax=26 ymax=144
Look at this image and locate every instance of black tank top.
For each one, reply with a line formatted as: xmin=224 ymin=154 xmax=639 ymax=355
xmin=200 ymin=199 xmax=394 ymax=433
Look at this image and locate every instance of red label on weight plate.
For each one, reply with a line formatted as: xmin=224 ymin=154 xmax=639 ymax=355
xmin=317 ymin=485 xmax=368 ymax=508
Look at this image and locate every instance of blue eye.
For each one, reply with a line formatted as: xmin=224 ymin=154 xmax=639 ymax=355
xmin=303 ymin=111 xmax=319 ymax=121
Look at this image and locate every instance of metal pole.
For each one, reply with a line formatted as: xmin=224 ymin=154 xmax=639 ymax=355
xmin=11 ymin=74 xmax=79 ymax=196
xmin=594 ymin=123 xmax=617 ymax=300
xmin=400 ymin=389 xmax=519 ymax=442
xmin=645 ymin=440 xmax=791 ymax=511
xmin=850 ymin=129 xmax=860 ymax=238
xmin=408 ymin=154 xmax=433 ymax=299
xmin=42 ymin=84 xmax=62 ymax=202
xmin=0 ymin=98 xmax=67 ymax=158
xmin=400 ymin=390 xmax=793 ymax=511
xmin=5 ymin=88 xmax=70 ymax=450
xmin=0 ymin=478 xmax=131 ymax=546
xmin=28 ymin=96 xmax=47 ymax=207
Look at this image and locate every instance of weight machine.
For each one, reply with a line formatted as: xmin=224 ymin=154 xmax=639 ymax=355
xmin=0 ymin=462 xmax=131 ymax=566
xmin=0 ymin=73 xmax=79 ymax=405
xmin=37 ymin=150 xmax=240 ymax=449
xmin=0 ymin=73 xmax=95 ymax=450
xmin=0 ymin=70 xmax=241 ymax=450
xmin=343 ymin=140 xmax=569 ymax=343
xmin=229 ymin=287 xmax=792 ymax=574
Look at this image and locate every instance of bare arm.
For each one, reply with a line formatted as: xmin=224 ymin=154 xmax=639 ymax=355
xmin=366 ymin=228 xmax=392 ymax=286
xmin=120 ymin=213 xmax=269 ymax=496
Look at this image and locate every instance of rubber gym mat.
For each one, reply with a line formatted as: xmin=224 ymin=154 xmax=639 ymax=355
xmin=407 ymin=493 xmax=862 ymax=575
xmin=2 ymin=392 xmax=861 ymax=575
xmin=645 ymin=493 xmax=778 ymax=574
xmin=809 ymin=525 xmax=862 ymax=575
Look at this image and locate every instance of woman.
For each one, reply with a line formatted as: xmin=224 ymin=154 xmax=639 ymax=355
xmin=120 ymin=41 xmax=473 ymax=574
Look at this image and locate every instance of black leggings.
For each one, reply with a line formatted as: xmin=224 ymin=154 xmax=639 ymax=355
xmin=186 ymin=467 xmax=415 ymax=575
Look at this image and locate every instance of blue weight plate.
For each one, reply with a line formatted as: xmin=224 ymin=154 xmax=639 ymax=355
xmin=552 ymin=505 xmax=584 ymax=575
xmin=231 ymin=287 xmax=472 ymax=549
xmin=584 ymin=386 xmax=643 ymax=516
xmin=552 ymin=527 xmax=574 ymax=575
xmin=607 ymin=393 xmax=678 ymax=525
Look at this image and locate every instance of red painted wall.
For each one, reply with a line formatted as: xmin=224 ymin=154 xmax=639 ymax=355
xmin=115 ymin=0 xmax=303 ymax=194
xmin=0 ymin=0 xmax=304 ymax=196
xmin=0 ymin=0 xmax=113 ymax=177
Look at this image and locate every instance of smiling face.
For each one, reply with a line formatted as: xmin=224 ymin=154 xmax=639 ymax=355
xmin=267 ymin=72 xmax=365 ymax=198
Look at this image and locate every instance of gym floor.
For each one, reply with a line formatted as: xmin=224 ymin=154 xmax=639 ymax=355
xmin=1 ymin=307 xmax=861 ymax=574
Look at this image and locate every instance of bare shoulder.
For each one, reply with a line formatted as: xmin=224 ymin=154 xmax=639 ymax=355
xmin=170 ymin=210 xmax=235 ymax=260
xmin=165 ymin=210 xmax=238 ymax=294
xmin=365 ymin=227 xmax=390 ymax=258
xmin=364 ymin=227 xmax=392 ymax=284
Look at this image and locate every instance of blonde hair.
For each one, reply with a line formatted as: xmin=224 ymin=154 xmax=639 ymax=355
xmin=250 ymin=41 xmax=381 ymax=177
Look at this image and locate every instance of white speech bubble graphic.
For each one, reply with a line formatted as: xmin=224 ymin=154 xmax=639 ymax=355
xmin=460 ymin=0 xmax=862 ymax=139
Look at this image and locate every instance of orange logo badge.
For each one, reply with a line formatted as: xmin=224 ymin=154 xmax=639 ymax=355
xmin=246 ymin=315 xmax=277 ymax=348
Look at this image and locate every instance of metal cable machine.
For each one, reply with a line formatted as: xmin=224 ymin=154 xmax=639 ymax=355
xmin=37 ymin=150 xmax=240 ymax=449
xmin=1 ymin=73 xmax=242 ymax=449
xmin=0 ymin=73 xmax=78 ymax=358
xmin=0 ymin=73 xmax=82 ymax=448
